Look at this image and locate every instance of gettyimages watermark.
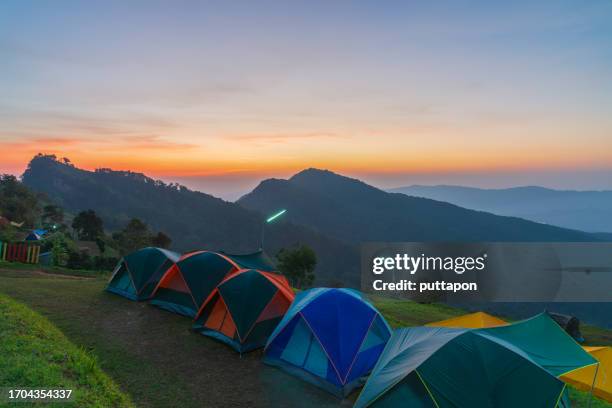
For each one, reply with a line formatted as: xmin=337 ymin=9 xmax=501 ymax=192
xmin=361 ymin=242 xmax=612 ymax=302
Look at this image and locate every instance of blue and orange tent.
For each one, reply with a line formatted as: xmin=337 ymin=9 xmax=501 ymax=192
xmin=192 ymin=269 xmax=294 ymax=353
xmin=264 ymin=288 xmax=392 ymax=397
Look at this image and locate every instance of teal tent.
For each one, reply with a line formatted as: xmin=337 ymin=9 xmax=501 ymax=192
xmin=355 ymin=313 xmax=597 ymax=408
xmin=221 ymin=250 xmax=276 ymax=272
xmin=106 ymin=247 xmax=180 ymax=301
xmin=149 ymin=251 xmax=242 ymax=317
xmin=475 ymin=313 xmax=597 ymax=377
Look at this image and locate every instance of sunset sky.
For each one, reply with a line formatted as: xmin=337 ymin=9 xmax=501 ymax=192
xmin=1 ymin=1 xmax=611 ymax=199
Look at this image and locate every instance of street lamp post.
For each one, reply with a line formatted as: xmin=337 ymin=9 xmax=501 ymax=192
xmin=260 ymin=209 xmax=287 ymax=250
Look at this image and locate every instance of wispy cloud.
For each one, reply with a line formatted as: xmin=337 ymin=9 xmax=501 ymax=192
xmin=118 ymin=135 xmax=198 ymax=151
xmin=32 ymin=137 xmax=82 ymax=145
xmin=226 ymin=132 xmax=346 ymax=145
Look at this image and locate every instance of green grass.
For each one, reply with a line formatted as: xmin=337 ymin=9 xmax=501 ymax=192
xmin=0 ymin=267 xmax=610 ymax=407
xmin=0 ymin=293 xmax=133 ymax=407
xmin=569 ymin=387 xmax=610 ymax=408
xmin=0 ymin=272 xmax=204 ymax=408
xmin=0 ymin=260 xmax=111 ymax=278
xmin=370 ymin=294 xmax=468 ymax=328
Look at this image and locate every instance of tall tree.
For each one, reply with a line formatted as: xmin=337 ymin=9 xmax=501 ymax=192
xmin=276 ymin=245 xmax=317 ymax=288
xmin=72 ymin=209 xmax=104 ymax=240
xmin=0 ymin=174 xmax=40 ymax=227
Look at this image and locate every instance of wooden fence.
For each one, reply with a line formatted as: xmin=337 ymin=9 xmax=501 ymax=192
xmin=0 ymin=241 xmax=41 ymax=264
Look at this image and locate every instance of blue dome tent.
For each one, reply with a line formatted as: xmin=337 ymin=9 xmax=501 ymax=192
xmin=264 ymin=288 xmax=391 ymax=397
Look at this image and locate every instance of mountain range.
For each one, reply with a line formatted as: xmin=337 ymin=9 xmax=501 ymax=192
xmin=390 ymin=185 xmax=612 ymax=233
xmin=21 ymin=156 xmax=604 ymax=287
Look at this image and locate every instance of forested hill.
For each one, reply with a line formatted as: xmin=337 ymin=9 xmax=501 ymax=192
xmin=21 ymin=156 xmax=603 ymax=287
xmin=21 ymin=156 xmax=358 ymax=286
xmin=238 ymin=168 xmax=601 ymax=243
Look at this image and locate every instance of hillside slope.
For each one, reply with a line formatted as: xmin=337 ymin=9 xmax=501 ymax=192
xmin=239 ymin=169 xmax=600 ymax=243
xmin=391 ymin=185 xmax=612 ymax=233
xmin=0 ymin=293 xmax=133 ymax=407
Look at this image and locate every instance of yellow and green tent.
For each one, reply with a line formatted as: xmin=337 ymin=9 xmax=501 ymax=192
xmin=355 ymin=313 xmax=597 ymax=407
xmin=426 ymin=311 xmax=507 ymax=329
xmin=561 ymin=346 xmax=611 ymax=402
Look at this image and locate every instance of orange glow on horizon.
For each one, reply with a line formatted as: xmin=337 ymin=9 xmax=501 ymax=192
xmin=2 ymin=145 xmax=610 ymax=181
xmin=1 ymin=127 xmax=611 ymax=181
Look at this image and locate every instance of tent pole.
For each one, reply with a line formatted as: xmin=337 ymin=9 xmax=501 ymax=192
xmin=260 ymin=219 xmax=265 ymax=251
xmin=587 ymin=362 xmax=600 ymax=408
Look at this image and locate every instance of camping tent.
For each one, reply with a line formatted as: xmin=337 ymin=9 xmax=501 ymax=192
xmin=561 ymin=346 xmax=611 ymax=402
xmin=355 ymin=313 xmax=597 ymax=408
xmin=149 ymin=251 xmax=242 ymax=317
xmin=106 ymin=247 xmax=180 ymax=301
xmin=426 ymin=311 xmax=507 ymax=329
xmin=477 ymin=313 xmax=596 ymax=377
xmin=192 ymin=269 xmax=294 ymax=353
xmin=264 ymin=288 xmax=392 ymax=397
xmin=25 ymin=229 xmax=47 ymax=241
xmin=221 ymin=250 xmax=276 ymax=272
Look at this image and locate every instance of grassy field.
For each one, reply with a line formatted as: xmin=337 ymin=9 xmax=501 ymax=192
xmin=0 ymin=263 xmax=610 ymax=407
xmin=0 ymin=293 xmax=133 ymax=407
xmin=0 ymin=260 xmax=110 ymax=278
xmin=372 ymin=294 xmax=612 ymax=345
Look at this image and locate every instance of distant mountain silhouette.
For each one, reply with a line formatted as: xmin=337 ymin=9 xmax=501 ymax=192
xmin=239 ymin=169 xmax=601 ymax=242
xmin=21 ymin=156 xmax=358 ymax=286
xmin=390 ymin=185 xmax=612 ymax=233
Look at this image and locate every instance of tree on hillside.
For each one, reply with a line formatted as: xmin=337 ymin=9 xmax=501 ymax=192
xmin=72 ymin=210 xmax=104 ymax=240
xmin=0 ymin=174 xmax=41 ymax=227
xmin=111 ymin=218 xmax=173 ymax=255
xmin=152 ymin=231 xmax=172 ymax=249
xmin=276 ymin=245 xmax=317 ymax=288
xmin=42 ymin=204 xmax=64 ymax=224
xmin=0 ymin=225 xmax=19 ymax=242
xmin=112 ymin=218 xmax=152 ymax=255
